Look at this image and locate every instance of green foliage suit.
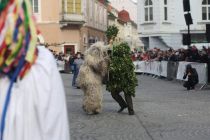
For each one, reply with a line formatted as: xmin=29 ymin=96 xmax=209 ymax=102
xmin=106 ymin=42 xmax=137 ymax=115
xmin=106 ymin=42 xmax=137 ymax=96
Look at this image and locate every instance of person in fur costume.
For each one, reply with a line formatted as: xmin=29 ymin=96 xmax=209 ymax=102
xmin=77 ymin=42 xmax=110 ymax=115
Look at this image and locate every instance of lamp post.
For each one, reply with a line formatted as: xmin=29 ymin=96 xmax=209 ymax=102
xmin=183 ymin=0 xmax=193 ymax=48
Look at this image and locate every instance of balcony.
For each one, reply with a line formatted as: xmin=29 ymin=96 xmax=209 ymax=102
xmin=60 ymin=13 xmax=85 ymax=25
xmin=60 ymin=0 xmax=85 ymax=26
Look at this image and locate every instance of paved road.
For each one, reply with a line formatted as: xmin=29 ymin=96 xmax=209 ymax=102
xmin=62 ymin=74 xmax=210 ymax=140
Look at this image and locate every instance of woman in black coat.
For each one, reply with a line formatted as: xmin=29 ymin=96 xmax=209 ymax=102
xmin=183 ymin=64 xmax=199 ymax=90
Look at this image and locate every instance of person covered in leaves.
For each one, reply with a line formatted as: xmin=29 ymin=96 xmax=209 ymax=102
xmin=106 ymin=42 xmax=138 ymax=115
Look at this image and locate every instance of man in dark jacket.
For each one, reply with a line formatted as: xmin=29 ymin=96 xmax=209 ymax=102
xmin=183 ymin=64 xmax=199 ymax=90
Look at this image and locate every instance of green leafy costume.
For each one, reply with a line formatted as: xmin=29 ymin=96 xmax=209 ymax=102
xmin=106 ymin=42 xmax=138 ymax=96
xmin=106 ymin=42 xmax=137 ymax=115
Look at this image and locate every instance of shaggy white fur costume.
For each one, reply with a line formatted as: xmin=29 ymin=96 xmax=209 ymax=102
xmin=77 ymin=42 xmax=109 ymax=114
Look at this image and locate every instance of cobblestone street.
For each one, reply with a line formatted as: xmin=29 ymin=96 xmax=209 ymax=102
xmin=62 ymin=74 xmax=210 ymax=140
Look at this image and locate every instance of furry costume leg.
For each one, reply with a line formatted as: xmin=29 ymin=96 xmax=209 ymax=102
xmin=82 ymin=84 xmax=103 ymax=114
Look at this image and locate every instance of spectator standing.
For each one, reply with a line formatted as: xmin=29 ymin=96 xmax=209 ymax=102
xmin=199 ymin=51 xmax=208 ymax=63
xmin=72 ymin=53 xmax=84 ymax=87
xmin=69 ymin=55 xmax=75 ymax=74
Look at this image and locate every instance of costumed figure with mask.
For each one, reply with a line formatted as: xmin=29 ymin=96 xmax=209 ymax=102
xmin=77 ymin=42 xmax=110 ymax=114
xmin=0 ymin=0 xmax=70 ymax=140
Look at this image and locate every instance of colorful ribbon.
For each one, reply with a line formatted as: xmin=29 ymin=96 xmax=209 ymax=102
xmin=0 ymin=0 xmax=38 ymax=79
xmin=0 ymin=0 xmax=38 ymax=139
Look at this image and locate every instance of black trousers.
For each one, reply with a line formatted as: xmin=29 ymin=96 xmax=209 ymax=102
xmin=111 ymin=91 xmax=134 ymax=113
xmin=183 ymin=80 xmax=197 ymax=90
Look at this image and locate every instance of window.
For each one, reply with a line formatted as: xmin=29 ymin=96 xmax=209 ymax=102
xmin=62 ymin=0 xmax=65 ymax=13
xmin=67 ymin=0 xmax=74 ymax=13
xmin=99 ymin=7 xmax=103 ymax=24
xmin=104 ymin=10 xmax=107 ymax=26
xmin=75 ymin=0 xmax=81 ymax=14
xmin=144 ymin=0 xmax=153 ymax=22
xmin=95 ymin=37 xmax=98 ymax=42
xmin=164 ymin=0 xmax=168 ymax=21
xmin=94 ymin=3 xmax=96 ymax=22
xmin=89 ymin=0 xmax=93 ymax=19
xmin=31 ymin=0 xmax=39 ymax=13
xmin=66 ymin=0 xmax=81 ymax=14
xmin=95 ymin=3 xmax=98 ymax=23
xmin=202 ymin=0 xmax=210 ymax=20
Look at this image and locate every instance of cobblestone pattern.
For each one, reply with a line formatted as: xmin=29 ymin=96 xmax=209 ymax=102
xmin=62 ymin=74 xmax=210 ymax=140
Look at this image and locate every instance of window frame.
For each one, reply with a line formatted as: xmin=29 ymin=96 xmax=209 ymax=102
xmin=31 ymin=0 xmax=39 ymax=13
xmin=66 ymin=0 xmax=81 ymax=14
xmin=144 ymin=0 xmax=153 ymax=22
xmin=202 ymin=0 xmax=210 ymax=21
xmin=164 ymin=0 xmax=168 ymax=21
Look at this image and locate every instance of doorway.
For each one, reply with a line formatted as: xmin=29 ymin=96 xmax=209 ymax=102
xmin=64 ymin=45 xmax=75 ymax=55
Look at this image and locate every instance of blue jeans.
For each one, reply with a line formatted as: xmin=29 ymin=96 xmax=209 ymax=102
xmin=72 ymin=68 xmax=79 ymax=87
xmin=70 ymin=65 xmax=74 ymax=73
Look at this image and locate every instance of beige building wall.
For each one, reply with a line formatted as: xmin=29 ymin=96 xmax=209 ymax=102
xmin=108 ymin=18 xmax=143 ymax=51
xmin=33 ymin=0 xmax=108 ymax=54
xmin=37 ymin=24 xmax=80 ymax=43
xmin=82 ymin=0 xmax=107 ymax=49
xmin=40 ymin=0 xmax=60 ymax=22
xmin=80 ymin=26 xmax=105 ymax=52
xmin=38 ymin=24 xmax=81 ymax=53
xmin=109 ymin=0 xmax=137 ymax=22
xmin=107 ymin=17 xmax=126 ymax=42
xmin=34 ymin=0 xmax=82 ymax=54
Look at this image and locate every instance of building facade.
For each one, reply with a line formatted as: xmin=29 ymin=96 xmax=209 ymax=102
xmin=138 ymin=0 xmax=210 ymax=50
xmin=109 ymin=0 xmax=138 ymax=23
xmin=31 ymin=0 xmax=107 ymax=54
xmin=108 ymin=7 xmax=143 ymax=51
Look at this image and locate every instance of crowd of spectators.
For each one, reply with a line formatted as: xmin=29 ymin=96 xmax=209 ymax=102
xmin=48 ymin=49 xmax=84 ymax=73
xmin=48 ymin=50 xmax=70 ymax=62
xmin=131 ymin=46 xmax=210 ymax=63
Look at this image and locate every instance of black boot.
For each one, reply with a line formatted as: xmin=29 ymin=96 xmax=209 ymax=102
xmin=118 ymin=106 xmax=127 ymax=113
xmin=128 ymin=110 xmax=135 ymax=115
xmin=124 ymin=93 xmax=135 ymax=115
xmin=111 ymin=91 xmax=127 ymax=113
